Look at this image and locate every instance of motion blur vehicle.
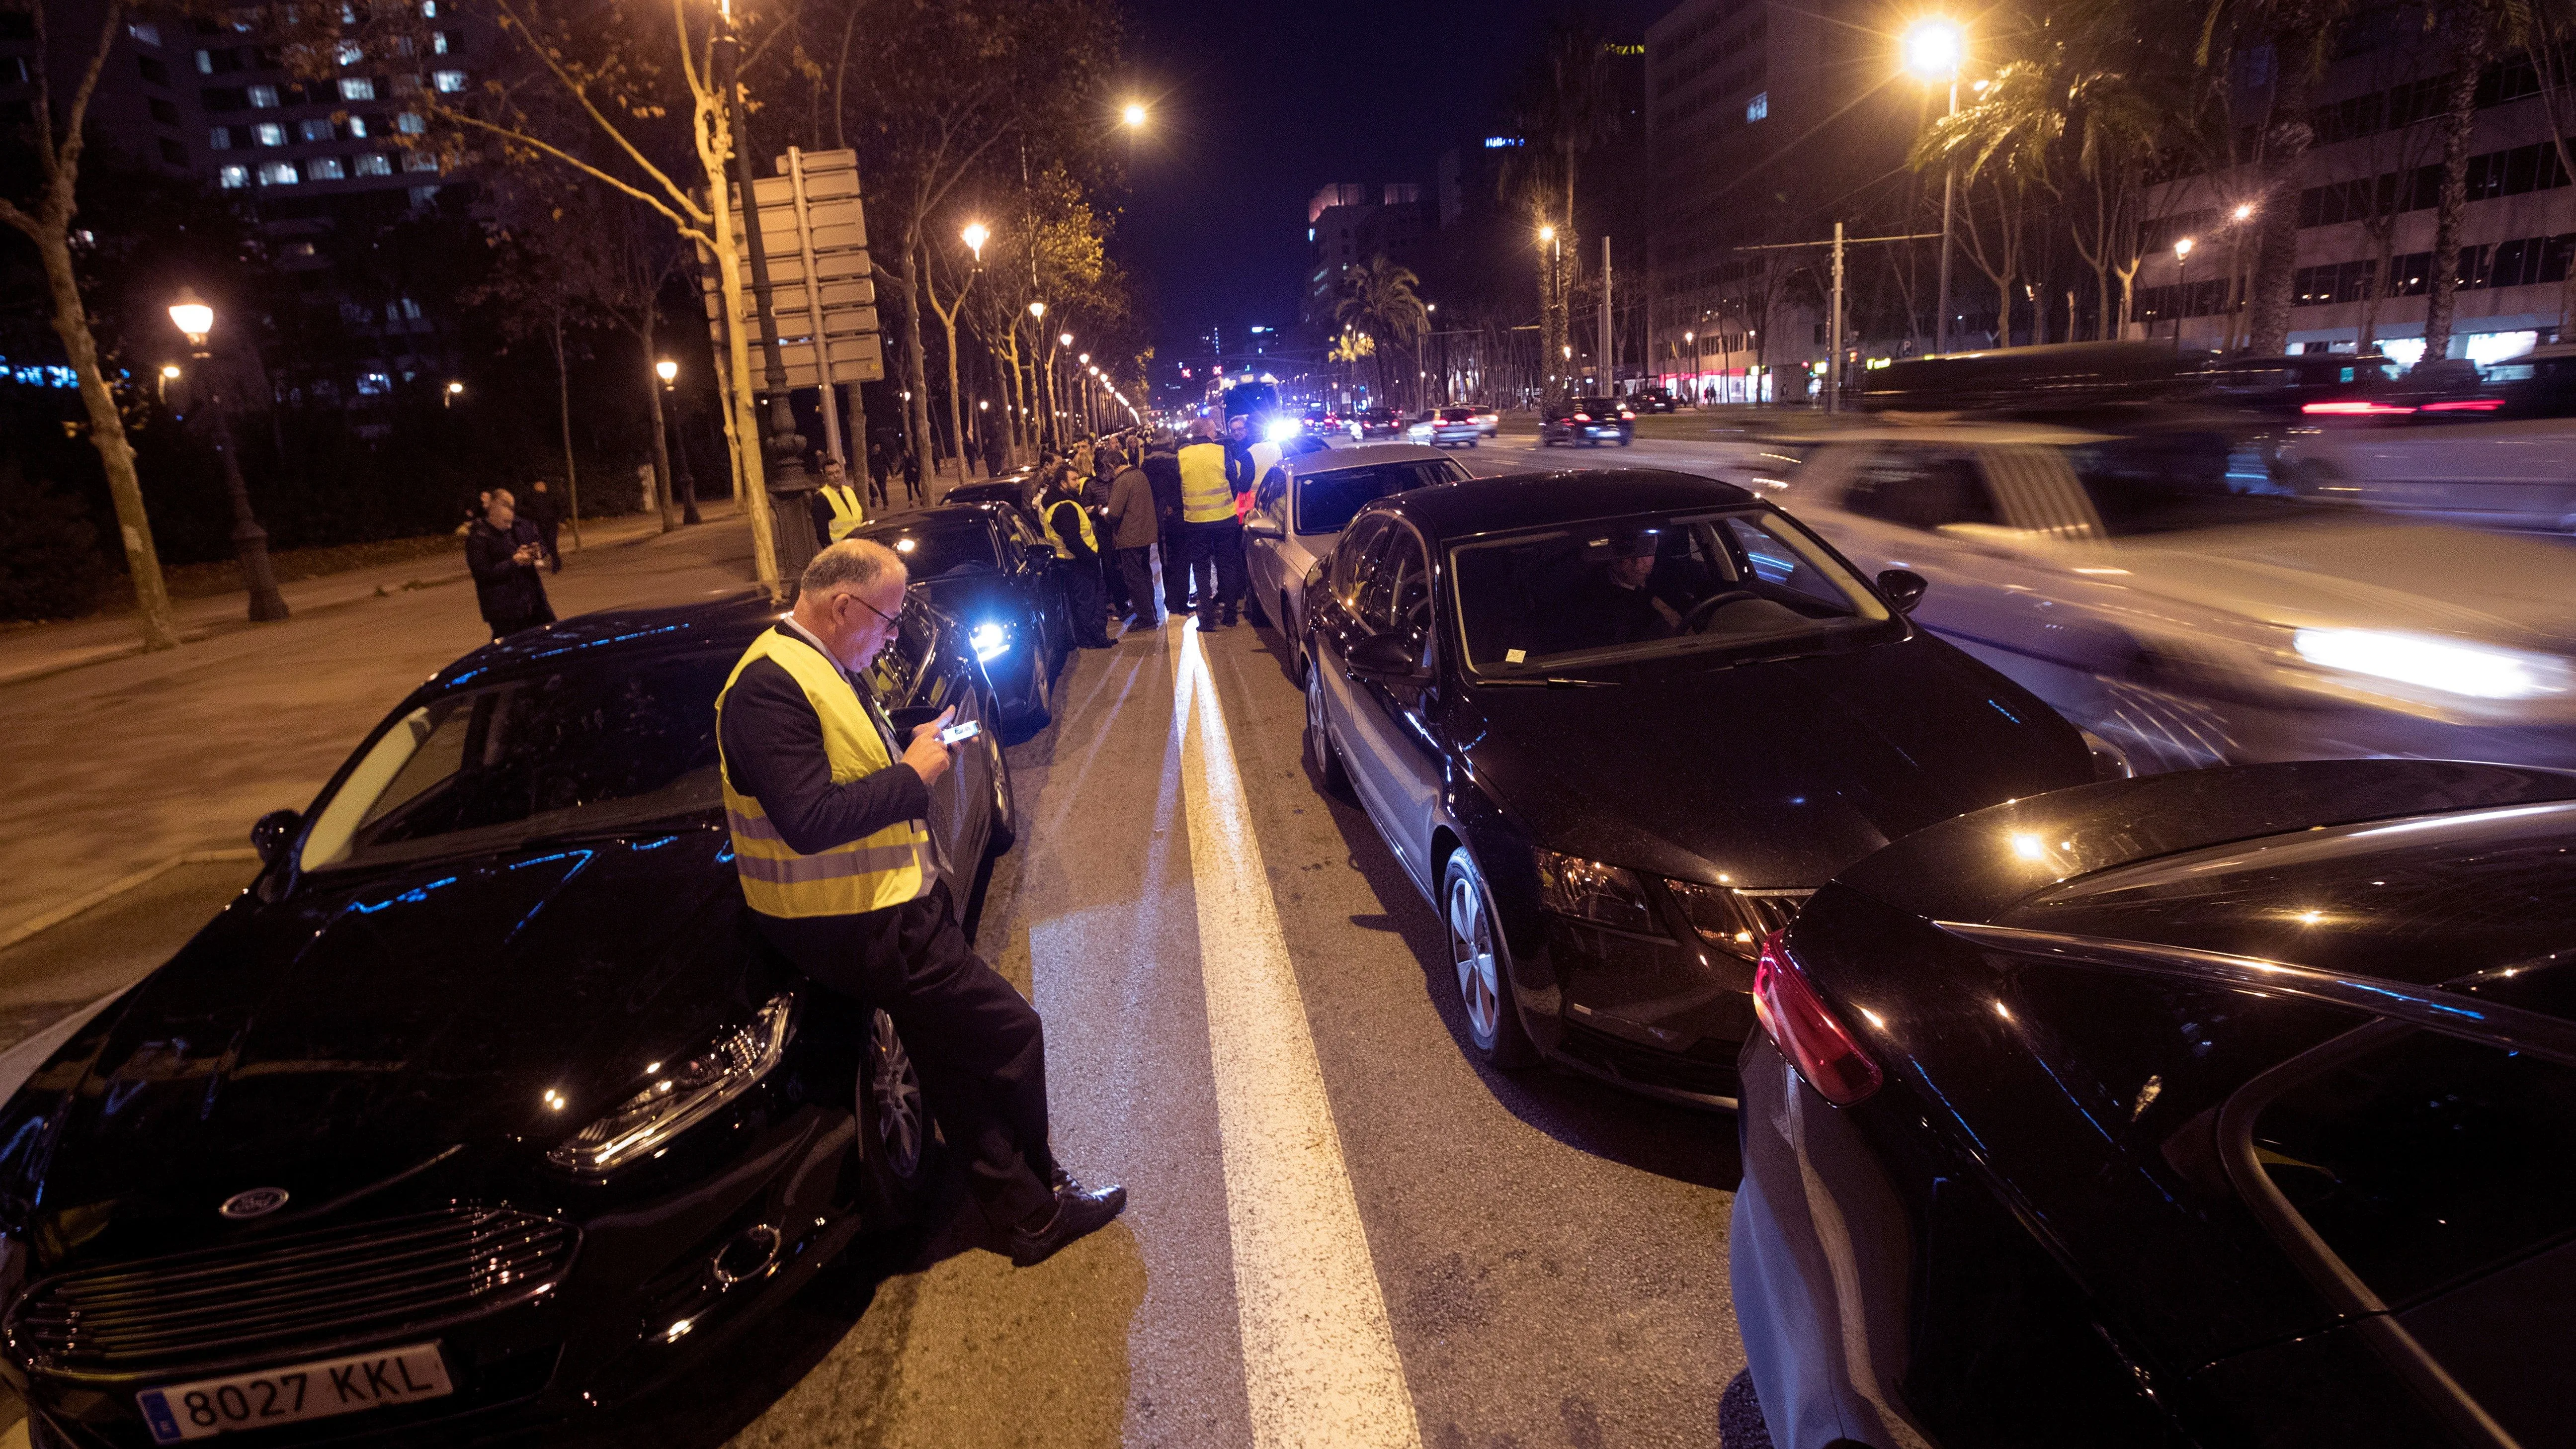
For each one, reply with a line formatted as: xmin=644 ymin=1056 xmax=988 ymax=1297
xmin=1733 ymin=758 xmax=2576 ymax=1449
xmin=1299 ymin=470 xmax=2105 ymax=1105
xmin=1242 ymin=444 xmax=1468 ymax=682
xmin=1772 ymin=422 xmax=2576 ymax=772
xmin=1405 ymin=407 xmax=1484 ymax=449
xmin=1472 ymin=406 xmax=1502 ymax=438
xmin=850 ymin=504 xmax=1069 ymax=727
xmin=1627 ymin=387 xmax=1679 ymax=414
xmin=2193 ymin=352 xmax=2394 ymax=415
xmin=1538 ymin=397 xmax=1634 ymax=447
xmin=1349 ymin=407 xmax=1406 ymax=440
xmin=2280 ymin=343 xmax=2576 ymax=533
xmin=0 ymin=592 xmax=1017 ymax=1449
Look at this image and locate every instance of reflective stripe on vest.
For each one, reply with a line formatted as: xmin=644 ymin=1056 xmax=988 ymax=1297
xmin=819 ymin=484 xmax=864 ymax=541
xmin=1042 ymin=499 xmax=1098 ymax=559
xmin=1178 ymin=442 xmax=1235 ymax=523
xmin=715 ymin=629 xmax=931 ymax=919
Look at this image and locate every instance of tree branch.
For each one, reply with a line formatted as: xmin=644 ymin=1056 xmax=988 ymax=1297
xmin=484 ymin=0 xmax=706 ymax=221
xmin=441 ymin=110 xmax=716 ymax=245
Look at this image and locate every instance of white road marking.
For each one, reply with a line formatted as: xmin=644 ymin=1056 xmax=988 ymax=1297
xmin=1168 ymin=621 xmax=1423 ymax=1449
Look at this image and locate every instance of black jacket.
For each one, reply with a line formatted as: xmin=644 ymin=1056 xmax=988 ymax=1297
xmin=465 ymin=518 xmax=552 ymax=625
xmin=520 ymin=488 xmax=561 ymax=526
xmin=716 ymin=626 xmax=929 ymax=862
xmin=1143 ymin=448 xmax=1182 ymax=518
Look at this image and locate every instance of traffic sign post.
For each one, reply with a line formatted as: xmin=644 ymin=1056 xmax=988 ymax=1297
xmin=699 ymin=149 xmax=887 ymax=394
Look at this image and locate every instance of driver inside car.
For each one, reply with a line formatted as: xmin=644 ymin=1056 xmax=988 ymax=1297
xmin=1541 ymin=527 xmax=1687 ymax=654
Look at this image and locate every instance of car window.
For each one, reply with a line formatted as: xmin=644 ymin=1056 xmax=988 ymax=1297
xmin=1839 ymin=448 xmax=2002 ymax=530
xmin=1332 ymin=516 xmax=1391 ymax=604
xmin=2068 ymin=432 xmax=2321 ymax=535
xmin=860 ymin=520 xmax=1003 ymax=575
xmin=1359 ymin=526 xmax=1433 ymax=656
xmin=299 ymin=651 xmax=737 ymax=872
xmin=865 ymin=597 xmax=938 ymax=705
xmin=1297 ymin=462 xmax=1453 ymax=535
xmin=1720 ymin=515 xmax=1851 ymax=611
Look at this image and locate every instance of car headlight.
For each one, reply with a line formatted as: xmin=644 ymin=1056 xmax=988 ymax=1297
xmin=1665 ymin=880 xmax=1808 ymax=962
xmin=2292 ymin=628 xmax=2574 ymax=702
xmin=549 ymin=994 xmax=794 ymax=1176
xmin=969 ymin=621 xmax=1014 ymax=664
xmin=1264 ymin=417 xmax=1301 ymax=443
xmin=1535 ymin=850 xmax=1657 ymax=935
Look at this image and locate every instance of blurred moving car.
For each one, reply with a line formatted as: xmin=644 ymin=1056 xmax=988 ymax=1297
xmin=1628 ymin=387 xmax=1679 ymax=414
xmin=1538 ymin=397 xmax=1635 ymax=447
xmin=1734 ymin=757 xmax=2576 ymax=1449
xmin=1353 ymin=407 xmax=1406 ymax=440
xmin=2193 ymin=352 xmax=2395 ymax=415
xmin=1404 ymin=407 xmax=1484 ymax=449
xmin=850 ymin=503 xmax=1070 ymax=726
xmin=1242 ymin=444 xmax=1468 ymax=682
xmin=0 ymin=593 xmax=1016 ymax=1449
xmin=1771 ymin=422 xmax=2576 ymax=772
xmin=1299 ymin=470 xmax=2105 ymax=1106
xmin=1472 ymin=406 xmax=1502 ymax=438
xmin=2280 ymin=343 xmax=2576 ymax=534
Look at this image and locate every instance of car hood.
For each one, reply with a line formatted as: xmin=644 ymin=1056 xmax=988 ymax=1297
xmin=1460 ymin=633 xmax=2093 ymax=888
xmin=2116 ymin=518 xmax=2576 ymax=645
xmin=14 ymin=828 xmax=766 ymax=1272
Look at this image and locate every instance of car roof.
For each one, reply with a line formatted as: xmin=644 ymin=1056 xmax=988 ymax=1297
xmin=855 ymin=503 xmax=1010 ymax=534
xmin=1802 ymin=421 xmax=2116 ymax=445
xmin=430 ymin=592 xmax=781 ymax=690
xmin=1282 ymin=442 xmax=1457 ymax=477
xmin=1364 ymin=468 xmax=1756 ymax=538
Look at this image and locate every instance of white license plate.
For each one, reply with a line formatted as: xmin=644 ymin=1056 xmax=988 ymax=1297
xmin=135 ymin=1342 xmax=453 ymax=1443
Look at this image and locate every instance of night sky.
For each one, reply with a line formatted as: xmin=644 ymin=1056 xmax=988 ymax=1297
xmin=1116 ymin=0 xmax=1669 ymax=361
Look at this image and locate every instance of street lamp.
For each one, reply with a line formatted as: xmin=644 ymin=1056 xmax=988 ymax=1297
xmin=962 ymin=221 xmax=989 ymax=263
xmin=444 ymin=380 xmax=464 ymax=409
xmin=2173 ymin=236 xmax=2196 ymax=350
xmin=1905 ymin=16 xmax=1966 ymax=356
xmin=2232 ymin=202 xmax=2253 ymax=222
xmin=1122 ymin=101 xmax=1147 ymax=128
xmin=654 ymin=358 xmax=700 ymax=525
xmin=657 ymin=359 xmax=679 ymax=385
xmin=166 ymin=287 xmax=287 ymax=622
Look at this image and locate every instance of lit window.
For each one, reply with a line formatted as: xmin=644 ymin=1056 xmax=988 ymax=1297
xmin=346 ymin=116 xmax=368 ymax=137
xmin=128 ymin=21 xmax=162 ymax=45
xmin=248 ymin=84 xmax=278 ymax=107
xmin=257 ymin=160 xmax=299 ymax=185
xmin=432 ymin=30 xmax=448 ymax=53
xmin=300 ymin=118 xmax=334 ymax=141
xmin=431 ymin=70 xmax=465 ymax=92
xmin=219 ymin=165 xmax=250 ymax=189
xmin=209 ymin=127 xmax=232 ymax=149
xmin=284 ymin=240 xmax=316 ymax=257
xmin=335 ymin=42 xmax=363 ymax=66
xmin=408 ymin=184 xmax=439 ymax=206
xmin=404 ymin=149 xmax=439 ymax=172
xmin=339 ymin=76 xmax=375 ymax=100
xmin=308 ymin=156 xmax=345 ymax=179
xmin=254 ymin=122 xmax=285 ymax=146
xmin=419 ymin=0 xmax=435 ymax=14
xmin=396 ymin=111 xmax=424 ymax=134
xmin=195 ymin=49 xmax=214 ymax=73
xmin=1745 ymin=92 xmax=1768 ymax=123
xmin=354 ymin=153 xmax=391 ymax=175
xmin=357 ymin=371 xmax=392 ymax=395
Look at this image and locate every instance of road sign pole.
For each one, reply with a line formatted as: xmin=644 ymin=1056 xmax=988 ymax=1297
xmin=725 ymin=73 xmax=819 ymax=584
xmin=788 ymin=148 xmax=846 ymax=476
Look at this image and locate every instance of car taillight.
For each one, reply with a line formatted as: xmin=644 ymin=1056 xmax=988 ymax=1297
xmin=1752 ymin=930 xmax=1882 ymax=1106
xmin=2421 ymin=398 xmax=2505 ymax=412
xmin=1619 ymin=410 xmax=1635 ymax=420
xmin=1573 ymin=412 xmax=1591 ymax=422
xmin=2302 ymin=400 xmax=2415 ymax=415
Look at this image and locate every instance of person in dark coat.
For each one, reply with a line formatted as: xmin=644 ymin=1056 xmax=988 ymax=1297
xmin=866 ymin=434 xmax=894 ymax=510
xmin=1101 ymin=447 xmax=1160 ymax=629
xmin=901 ymin=446 xmax=924 ymax=506
xmin=1141 ymin=436 xmax=1187 ymax=618
xmin=465 ymin=489 xmax=556 ymax=641
xmin=521 ymin=480 xmax=564 ymax=573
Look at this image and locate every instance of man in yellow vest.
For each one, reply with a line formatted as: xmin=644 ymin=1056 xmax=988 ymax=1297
xmin=1175 ymin=416 xmax=1251 ymax=629
xmin=715 ymin=539 xmax=1125 ymax=1266
xmin=808 ymin=460 xmax=866 ymax=548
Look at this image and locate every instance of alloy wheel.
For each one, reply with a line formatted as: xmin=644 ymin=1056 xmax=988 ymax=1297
xmin=868 ymin=1009 xmax=924 ymax=1181
xmin=1447 ymin=867 xmax=1503 ymax=1047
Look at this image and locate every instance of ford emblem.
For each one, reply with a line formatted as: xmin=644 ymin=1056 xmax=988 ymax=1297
xmin=218 ymin=1188 xmax=290 ymax=1219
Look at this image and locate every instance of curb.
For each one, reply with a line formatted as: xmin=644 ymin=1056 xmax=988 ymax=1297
xmin=0 ymin=850 xmax=260 ymax=955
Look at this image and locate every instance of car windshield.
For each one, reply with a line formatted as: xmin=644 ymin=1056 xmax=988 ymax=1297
xmin=298 ymin=650 xmax=737 ymax=873
xmin=1451 ymin=508 xmax=1894 ymax=675
xmin=2068 ymin=432 xmax=2325 ymax=536
xmin=860 ymin=520 xmax=1002 ymax=576
xmin=1438 ymin=408 xmax=1475 ymax=422
xmin=1298 ymin=460 xmax=1460 ymax=534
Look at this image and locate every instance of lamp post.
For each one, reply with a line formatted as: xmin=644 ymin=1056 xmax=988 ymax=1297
xmin=2173 ymin=236 xmax=2195 ymax=351
xmin=1904 ymin=17 xmax=1965 ymax=356
xmin=168 ymin=289 xmax=288 ymax=622
xmin=657 ymin=358 xmax=703 ymax=526
xmin=1538 ymin=224 xmax=1562 ymax=403
xmin=444 ymin=380 xmax=464 ymax=409
xmin=713 ymin=2 xmax=818 ymax=583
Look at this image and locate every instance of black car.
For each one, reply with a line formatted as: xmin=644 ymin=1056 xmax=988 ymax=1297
xmin=1355 ymin=407 xmax=1405 ymax=439
xmin=1538 ymin=396 xmax=1634 ymax=447
xmin=1732 ymin=758 xmax=2576 ymax=1449
xmin=1628 ymin=387 xmax=1679 ymax=414
xmin=849 ymin=503 xmax=1069 ymax=727
xmin=937 ymin=468 xmax=1042 ymax=529
xmin=1298 ymin=470 xmax=2107 ymax=1106
xmin=2196 ymin=351 xmax=2396 ymax=415
xmin=0 ymin=592 xmax=1016 ymax=1449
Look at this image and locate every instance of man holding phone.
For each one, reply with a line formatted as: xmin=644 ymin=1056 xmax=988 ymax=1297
xmin=714 ymin=539 xmax=1125 ymax=1266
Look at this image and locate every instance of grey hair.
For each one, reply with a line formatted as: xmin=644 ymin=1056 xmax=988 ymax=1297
xmin=800 ymin=538 xmax=906 ymax=599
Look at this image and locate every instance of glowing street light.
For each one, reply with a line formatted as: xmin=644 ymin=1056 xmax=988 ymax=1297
xmin=1537 ymin=224 xmax=1556 ymax=244
xmin=165 ymin=287 xmax=286 ymax=621
xmin=1078 ymin=352 xmax=1090 ymax=365
xmin=2231 ymin=202 xmax=2253 ymax=222
xmin=656 ymin=358 xmax=679 ymax=386
xmin=1901 ymin=16 xmax=1964 ymax=80
xmin=445 ymin=380 xmax=465 ymax=407
xmin=962 ymin=221 xmax=990 ymax=262
xmin=1028 ymin=300 xmax=1047 ymax=321
xmin=2174 ymin=236 xmax=2195 ymax=261
xmin=1059 ymin=332 xmax=1075 ymax=347
xmin=1122 ymin=101 xmax=1148 ymax=128
xmin=2172 ymin=237 xmax=2196 ymax=350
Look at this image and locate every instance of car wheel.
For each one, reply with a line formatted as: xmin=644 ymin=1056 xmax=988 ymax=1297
xmin=1245 ymin=584 xmax=1270 ymax=627
xmin=1618 ymin=433 xmax=1633 ymax=447
xmin=1303 ymin=663 xmax=1352 ymax=799
xmin=1442 ymin=849 xmax=1536 ymax=1068
xmin=1008 ymin=647 xmax=1053 ymax=728
xmin=1285 ymin=597 xmax=1307 ymax=682
xmin=983 ymin=725 xmax=1017 ymax=855
xmin=1468 ymin=439 xmax=1479 ymax=448
xmin=857 ymin=1008 xmax=931 ymax=1223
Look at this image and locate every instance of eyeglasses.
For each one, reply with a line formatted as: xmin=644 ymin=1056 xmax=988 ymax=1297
xmin=839 ymin=590 xmax=900 ymax=626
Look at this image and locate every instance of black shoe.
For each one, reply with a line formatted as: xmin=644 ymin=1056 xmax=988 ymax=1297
xmin=1219 ymin=608 xmax=1238 ymax=628
xmin=1009 ymin=1177 xmax=1128 ymax=1267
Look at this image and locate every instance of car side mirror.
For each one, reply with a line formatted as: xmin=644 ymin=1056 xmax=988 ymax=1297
xmin=1023 ymin=542 xmax=1054 ymax=569
xmin=1244 ymin=514 xmax=1284 ymax=540
xmin=1347 ymin=632 xmax=1422 ymax=678
xmin=251 ymin=808 xmax=302 ymax=867
xmin=1877 ymin=568 xmax=1928 ymax=615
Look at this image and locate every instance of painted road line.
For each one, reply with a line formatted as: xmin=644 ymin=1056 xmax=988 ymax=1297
xmin=1170 ymin=621 xmax=1423 ymax=1449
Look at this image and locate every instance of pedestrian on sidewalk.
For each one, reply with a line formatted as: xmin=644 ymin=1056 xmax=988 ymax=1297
xmin=1143 ymin=432 xmax=1187 ymax=619
xmin=714 ymin=540 xmax=1127 ymax=1267
xmin=810 ymin=460 xmax=866 ymax=548
xmin=901 ymin=447 xmax=924 ymax=507
xmin=1102 ymin=444 xmax=1160 ymax=629
xmin=866 ymin=434 xmax=894 ymax=511
xmin=523 ymin=480 xmax=564 ymax=573
xmin=465 ymin=489 xmax=556 ymax=642
xmin=1041 ymin=471 xmax=1112 ymax=649
xmin=1084 ymin=444 xmax=1126 ymax=620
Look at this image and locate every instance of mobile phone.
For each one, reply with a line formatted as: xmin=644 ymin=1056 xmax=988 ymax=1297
xmin=937 ymin=720 xmax=982 ymax=746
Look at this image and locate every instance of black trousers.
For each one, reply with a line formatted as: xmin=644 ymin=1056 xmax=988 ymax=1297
xmin=754 ymin=882 xmax=1057 ymax=1228
xmin=1062 ymin=557 xmax=1110 ymax=646
xmin=483 ymin=600 xmax=557 ymax=642
xmin=1159 ymin=535 xmax=1190 ymax=615
xmin=1181 ymin=519 xmax=1246 ymax=623
xmin=1116 ymin=546 xmax=1158 ymax=623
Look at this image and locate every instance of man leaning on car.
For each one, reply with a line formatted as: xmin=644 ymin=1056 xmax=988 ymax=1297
xmin=713 ymin=539 xmax=1127 ymax=1265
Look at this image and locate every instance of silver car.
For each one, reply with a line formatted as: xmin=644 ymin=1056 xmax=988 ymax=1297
xmin=2277 ymin=343 xmax=2576 ymax=534
xmin=1766 ymin=422 xmax=2576 ymax=772
xmin=1243 ymin=444 xmax=1469 ymax=682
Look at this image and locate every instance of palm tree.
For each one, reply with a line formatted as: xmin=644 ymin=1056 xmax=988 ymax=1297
xmin=1334 ymin=256 xmax=1431 ymax=408
xmin=2196 ymin=0 xmax=2360 ymax=352
xmin=1914 ymin=60 xmax=2065 ymax=345
xmin=1501 ymin=19 xmax=1621 ymax=402
xmin=2422 ymin=0 xmax=2535 ymax=361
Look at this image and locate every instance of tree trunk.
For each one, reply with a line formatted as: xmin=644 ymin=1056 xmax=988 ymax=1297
xmin=2425 ymin=33 xmax=2494 ymax=363
xmin=707 ymin=168 xmax=780 ymax=594
xmin=896 ymin=253 xmax=937 ymax=480
xmin=644 ymin=334 xmax=676 ymax=532
xmin=2246 ymin=36 xmax=2323 ymax=354
xmin=35 ymin=227 xmax=178 ymax=647
xmin=551 ymin=307 xmax=581 ymax=549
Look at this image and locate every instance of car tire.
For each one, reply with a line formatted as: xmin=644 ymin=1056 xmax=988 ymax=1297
xmin=1007 ymin=648 xmax=1053 ymax=729
xmin=1468 ymin=439 xmax=1479 ymax=448
xmin=1303 ymin=663 xmax=1353 ymax=799
xmin=1441 ymin=849 xmax=1536 ymax=1068
xmin=857 ymin=1008 xmax=932 ymax=1226
xmin=1245 ymin=585 xmax=1269 ymax=627
xmin=983 ymin=725 xmax=1017 ymax=855
xmin=1286 ymin=597 xmax=1308 ymax=684
xmin=1619 ymin=433 xmax=1633 ymax=447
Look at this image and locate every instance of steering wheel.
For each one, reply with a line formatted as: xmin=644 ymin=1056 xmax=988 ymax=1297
xmin=1680 ymin=590 xmax=1759 ymax=634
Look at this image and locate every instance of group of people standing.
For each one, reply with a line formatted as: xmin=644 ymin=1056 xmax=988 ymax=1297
xmin=1029 ymin=414 xmax=1270 ymax=645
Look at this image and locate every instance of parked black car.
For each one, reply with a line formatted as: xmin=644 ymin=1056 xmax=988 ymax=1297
xmin=937 ymin=468 xmax=1043 ymax=530
xmin=1538 ymin=396 xmax=1634 ymax=447
xmin=0 ymin=592 xmax=1016 ymax=1449
xmin=1732 ymin=757 xmax=2576 ymax=1449
xmin=1299 ymin=470 xmax=2108 ymax=1106
xmin=1628 ymin=387 xmax=1679 ymax=414
xmin=849 ymin=503 xmax=1069 ymax=727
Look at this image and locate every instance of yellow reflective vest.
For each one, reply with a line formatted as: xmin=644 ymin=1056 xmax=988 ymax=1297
xmin=818 ymin=483 xmax=865 ymax=541
xmin=716 ymin=629 xmax=931 ymax=919
xmin=1178 ymin=441 xmax=1236 ymax=523
xmin=1042 ymin=498 xmax=1098 ymax=559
